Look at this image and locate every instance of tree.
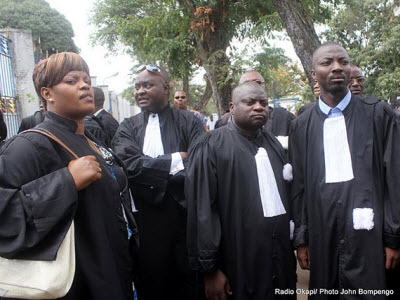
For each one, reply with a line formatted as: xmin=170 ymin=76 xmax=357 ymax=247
xmin=0 ymin=0 xmax=78 ymax=55
xmin=251 ymin=47 xmax=310 ymax=99
xmin=324 ymin=0 xmax=400 ymax=100
xmin=91 ymin=0 xmax=327 ymax=112
xmin=271 ymin=0 xmax=322 ymax=88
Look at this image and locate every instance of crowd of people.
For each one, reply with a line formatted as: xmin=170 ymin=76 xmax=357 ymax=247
xmin=0 ymin=41 xmax=399 ymax=300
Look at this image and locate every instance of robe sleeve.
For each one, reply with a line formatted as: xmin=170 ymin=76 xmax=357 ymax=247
xmin=0 ymin=135 xmax=78 ymax=259
xmin=112 ymin=119 xmax=172 ymax=204
xmin=382 ymin=107 xmax=400 ymax=249
xmin=186 ymin=135 xmax=221 ymax=272
xmin=289 ymin=121 xmax=309 ymax=248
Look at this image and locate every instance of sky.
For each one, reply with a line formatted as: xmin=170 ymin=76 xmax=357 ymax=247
xmin=46 ymin=0 xmax=133 ymax=95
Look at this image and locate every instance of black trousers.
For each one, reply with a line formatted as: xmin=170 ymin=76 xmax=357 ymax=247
xmin=133 ymin=196 xmax=200 ymax=300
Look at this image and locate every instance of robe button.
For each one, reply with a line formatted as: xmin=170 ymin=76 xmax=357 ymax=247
xmin=26 ymin=194 xmax=30 ymax=197
xmin=150 ymin=186 xmax=154 ymax=189
xmin=340 ymin=239 xmax=345 ymax=245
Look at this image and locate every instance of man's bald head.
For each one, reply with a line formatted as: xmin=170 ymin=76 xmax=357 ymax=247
xmin=232 ymin=81 xmax=267 ymax=104
xmin=239 ymin=71 xmax=266 ymax=89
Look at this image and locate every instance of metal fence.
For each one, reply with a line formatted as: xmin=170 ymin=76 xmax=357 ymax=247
xmin=0 ymin=34 xmax=19 ymax=139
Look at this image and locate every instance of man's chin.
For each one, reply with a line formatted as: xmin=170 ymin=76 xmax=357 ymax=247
xmin=326 ymin=85 xmax=348 ymax=95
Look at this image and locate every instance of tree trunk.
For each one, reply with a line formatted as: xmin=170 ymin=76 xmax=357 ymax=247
xmin=193 ymin=79 xmax=213 ymax=113
xmin=179 ymin=0 xmax=233 ymax=114
xmin=182 ymin=75 xmax=190 ymax=99
xmin=272 ymin=0 xmax=321 ymax=89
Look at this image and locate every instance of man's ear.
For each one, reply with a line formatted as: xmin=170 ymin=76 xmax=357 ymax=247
xmin=41 ymin=87 xmax=53 ymax=101
xmin=164 ymin=84 xmax=170 ymax=95
xmin=229 ymin=102 xmax=234 ymax=115
xmin=311 ymin=70 xmax=317 ymax=81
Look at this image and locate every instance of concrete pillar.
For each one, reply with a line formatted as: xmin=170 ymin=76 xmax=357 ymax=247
xmin=0 ymin=29 xmax=39 ymax=119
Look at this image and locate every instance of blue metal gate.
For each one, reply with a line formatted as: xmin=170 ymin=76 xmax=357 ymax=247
xmin=0 ymin=34 xmax=19 ymax=139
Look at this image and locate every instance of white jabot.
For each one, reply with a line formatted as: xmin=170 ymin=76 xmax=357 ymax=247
xmin=323 ymin=116 xmax=354 ymax=183
xmin=255 ymin=147 xmax=286 ymax=218
xmin=142 ymin=113 xmax=185 ymax=175
xmin=143 ymin=113 xmax=164 ymax=158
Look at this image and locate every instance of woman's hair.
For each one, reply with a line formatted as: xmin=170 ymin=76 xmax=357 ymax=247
xmin=33 ymin=52 xmax=90 ymax=109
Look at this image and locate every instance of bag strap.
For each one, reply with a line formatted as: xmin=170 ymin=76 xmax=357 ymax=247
xmin=21 ymin=128 xmax=79 ymax=159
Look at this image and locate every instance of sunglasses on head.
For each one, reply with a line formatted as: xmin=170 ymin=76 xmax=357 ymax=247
xmin=174 ymin=95 xmax=186 ymax=99
xmin=137 ymin=64 xmax=166 ymax=82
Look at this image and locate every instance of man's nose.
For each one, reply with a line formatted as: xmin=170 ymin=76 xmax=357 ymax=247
xmin=332 ymin=60 xmax=343 ymax=72
xmin=253 ymin=102 xmax=264 ymax=111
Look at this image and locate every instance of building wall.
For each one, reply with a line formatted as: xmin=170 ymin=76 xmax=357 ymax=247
xmin=0 ymin=29 xmax=39 ymax=119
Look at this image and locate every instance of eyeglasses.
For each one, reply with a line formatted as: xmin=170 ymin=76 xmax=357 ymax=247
xmin=174 ymin=96 xmax=186 ymax=99
xmin=350 ymin=77 xmax=365 ymax=85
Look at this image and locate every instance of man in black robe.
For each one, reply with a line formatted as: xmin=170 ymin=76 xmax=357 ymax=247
xmin=84 ymin=114 xmax=109 ymax=147
xmin=290 ymin=42 xmax=400 ymax=299
xmin=186 ymin=82 xmax=296 ymax=300
xmin=93 ymin=87 xmax=119 ymax=143
xmin=112 ymin=65 xmax=205 ymax=300
xmin=17 ymin=104 xmax=45 ymax=133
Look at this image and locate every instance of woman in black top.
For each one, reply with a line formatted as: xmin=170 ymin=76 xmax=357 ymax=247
xmin=0 ymin=52 xmax=137 ymax=300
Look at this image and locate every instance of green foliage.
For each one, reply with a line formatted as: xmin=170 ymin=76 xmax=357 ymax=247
xmin=0 ymin=0 xmax=78 ymax=54
xmin=91 ymin=0 xmax=195 ymax=80
xmin=324 ymin=0 xmax=400 ymax=100
xmin=250 ymin=47 xmax=310 ymax=99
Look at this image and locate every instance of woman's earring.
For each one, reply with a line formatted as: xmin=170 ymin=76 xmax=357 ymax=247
xmin=48 ymin=98 xmax=54 ymax=103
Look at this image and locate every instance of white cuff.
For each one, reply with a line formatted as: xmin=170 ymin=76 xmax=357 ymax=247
xmin=170 ymin=152 xmax=185 ymax=175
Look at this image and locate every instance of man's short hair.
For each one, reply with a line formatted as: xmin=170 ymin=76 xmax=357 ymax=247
xmin=312 ymin=41 xmax=346 ymax=68
xmin=93 ymin=87 xmax=105 ymax=108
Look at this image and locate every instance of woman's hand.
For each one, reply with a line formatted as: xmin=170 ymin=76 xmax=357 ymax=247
xmin=68 ymin=156 xmax=102 ymax=191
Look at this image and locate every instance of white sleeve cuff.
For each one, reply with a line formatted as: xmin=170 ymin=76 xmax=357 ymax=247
xmin=170 ymin=152 xmax=185 ymax=175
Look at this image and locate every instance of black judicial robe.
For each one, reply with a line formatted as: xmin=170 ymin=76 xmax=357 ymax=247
xmin=17 ymin=111 xmax=45 ymax=133
xmin=112 ymin=105 xmax=205 ymax=207
xmin=266 ymin=107 xmax=295 ymax=137
xmin=0 ymin=111 xmax=134 ymax=300
xmin=84 ymin=114 xmax=110 ymax=147
xmin=112 ymin=105 xmax=205 ymax=299
xmin=290 ymin=96 xmax=400 ymax=299
xmin=186 ymin=121 xmax=296 ymax=300
xmin=97 ymin=109 xmax=119 ymax=144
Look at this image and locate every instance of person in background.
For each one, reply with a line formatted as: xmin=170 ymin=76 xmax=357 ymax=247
xmin=113 ymin=65 xmax=205 ymax=300
xmin=349 ymin=64 xmax=365 ymax=97
xmin=174 ymin=90 xmax=206 ymax=129
xmin=85 ymin=87 xmax=111 ymax=147
xmin=93 ymin=87 xmax=119 ymax=144
xmin=0 ymin=52 xmax=138 ymax=300
xmin=207 ymin=114 xmax=216 ymax=131
xmin=17 ymin=103 xmax=45 ymax=133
